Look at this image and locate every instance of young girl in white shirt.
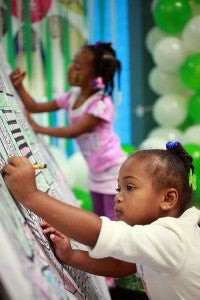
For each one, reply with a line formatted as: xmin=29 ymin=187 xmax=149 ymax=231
xmin=3 ymin=141 xmax=200 ymax=300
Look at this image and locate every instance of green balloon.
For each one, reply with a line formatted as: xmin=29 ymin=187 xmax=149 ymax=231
xmin=188 ymin=92 xmax=200 ymax=123
xmin=192 ymin=174 xmax=200 ymax=207
xmin=183 ymin=143 xmax=200 ymax=206
xmin=184 ymin=144 xmax=200 ymax=172
xmin=178 ymin=115 xmax=193 ymax=131
xmin=179 ymin=54 xmax=200 ymax=90
xmin=121 ymin=144 xmax=136 ymax=155
xmin=153 ymin=0 xmax=192 ymax=34
xmin=73 ymin=188 xmax=93 ymax=211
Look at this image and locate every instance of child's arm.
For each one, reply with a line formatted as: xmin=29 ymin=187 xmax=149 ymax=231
xmin=3 ymin=156 xmax=137 ymax=277
xmin=25 ymin=110 xmax=101 ymax=138
xmin=40 ymin=221 xmax=136 ymax=277
xmin=3 ymin=156 xmax=103 ymax=246
xmin=65 ymin=249 xmax=136 ymax=277
xmin=10 ymin=68 xmax=59 ymax=113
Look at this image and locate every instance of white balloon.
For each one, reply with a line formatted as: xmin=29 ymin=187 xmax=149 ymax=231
xmin=49 ymin=146 xmax=75 ymax=188
xmin=139 ymin=137 xmax=166 ymax=150
xmin=182 ymin=16 xmax=200 ymax=53
xmin=148 ymin=126 xmax=183 ymax=142
xmin=145 ymin=27 xmax=167 ymax=53
xmin=182 ymin=125 xmax=200 ymax=145
xmin=148 ymin=67 xmax=190 ymax=95
xmin=68 ymin=151 xmax=89 ymax=191
xmin=152 ymin=36 xmax=188 ymax=72
xmin=152 ymin=94 xmax=188 ymax=127
xmin=189 ymin=0 xmax=200 ymax=17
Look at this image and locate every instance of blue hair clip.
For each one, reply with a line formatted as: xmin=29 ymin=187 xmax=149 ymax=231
xmin=166 ymin=141 xmax=181 ymax=150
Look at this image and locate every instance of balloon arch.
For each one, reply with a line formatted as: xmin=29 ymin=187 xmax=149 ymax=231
xmin=144 ymin=0 xmax=200 ymax=205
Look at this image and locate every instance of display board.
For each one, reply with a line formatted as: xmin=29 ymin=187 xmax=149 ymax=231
xmin=0 ymin=44 xmax=110 ymax=300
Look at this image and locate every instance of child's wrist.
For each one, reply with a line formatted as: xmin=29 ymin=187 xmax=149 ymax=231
xmin=15 ymin=83 xmax=24 ymax=92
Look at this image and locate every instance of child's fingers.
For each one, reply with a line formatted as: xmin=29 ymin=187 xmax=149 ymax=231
xmin=42 ymin=226 xmax=57 ymax=234
xmin=39 ymin=220 xmax=50 ymax=228
xmin=39 ymin=221 xmax=56 ymax=233
xmin=10 ymin=69 xmax=26 ymax=85
xmin=2 ymin=163 xmax=16 ymax=176
xmin=3 ymin=156 xmax=30 ymax=175
xmin=40 ymin=221 xmax=66 ymax=238
xmin=43 ymin=227 xmax=66 ymax=239
xmin=54 ymin=231 xmax=67 ymax=239
xmin=50 ymin=234 xmax=69 ymax=247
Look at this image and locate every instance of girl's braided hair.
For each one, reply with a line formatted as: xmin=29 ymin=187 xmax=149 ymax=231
xmin=131 ymin=141 xmax=195 ymax=214
xmin=84 ymin=41 xmax=121 ymax=97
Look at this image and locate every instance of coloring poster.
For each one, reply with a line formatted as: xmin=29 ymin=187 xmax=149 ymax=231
xmin=0 ymin=45 xmax=110 ymax=300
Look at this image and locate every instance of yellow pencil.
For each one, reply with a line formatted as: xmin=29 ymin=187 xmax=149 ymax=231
xmin=33 ymin=163 xmax=47 ymax=169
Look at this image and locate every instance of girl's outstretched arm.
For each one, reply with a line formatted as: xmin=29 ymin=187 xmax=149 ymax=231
xmin=3 ymin=156 xmax=101 ymax=247
xmin=10 ymin=68 xmax=59 ymax=113
xmin=25 ymin=111 xmax=101 ymax=138
xmin=40 ymin=221 xmax=136 ymax=277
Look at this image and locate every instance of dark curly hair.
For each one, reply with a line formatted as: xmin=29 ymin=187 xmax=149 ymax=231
xmin=83 ymin=41 xmax=121 ymax=97
xmin=129 ymin=142 xmax=195 ymax=215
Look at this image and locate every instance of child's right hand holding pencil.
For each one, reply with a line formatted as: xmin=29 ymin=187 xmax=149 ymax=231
xmin=3 ymin=156 xmax=37 ymax=204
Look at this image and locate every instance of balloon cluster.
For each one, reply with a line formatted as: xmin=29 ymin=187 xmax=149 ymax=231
xmin=144 ymin=0 xmax=200 ymax=205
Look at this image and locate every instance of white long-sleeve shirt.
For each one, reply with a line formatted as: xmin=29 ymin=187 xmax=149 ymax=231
xmin=89 ymin=206 xmax=200 ymax=300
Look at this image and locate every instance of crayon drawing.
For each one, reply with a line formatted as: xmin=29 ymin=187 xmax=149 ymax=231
xmin=0 ymin=45 xmax=110 ymax=299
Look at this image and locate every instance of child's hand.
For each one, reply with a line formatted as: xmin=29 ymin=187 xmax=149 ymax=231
xmin=9 ymin=68 xmax=26 ymax=89
xmin=3 ymin=156 xmax=37 ymax=203
xmin=40 ymin=220 xmax=72 ymax=263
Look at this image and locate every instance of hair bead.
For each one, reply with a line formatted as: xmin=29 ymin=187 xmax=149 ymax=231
xmin=166 ymin=141 xmax=181 ymax=150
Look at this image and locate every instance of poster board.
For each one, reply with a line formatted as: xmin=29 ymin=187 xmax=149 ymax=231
xmin=0 ymin=44 xmax=110 ymax=300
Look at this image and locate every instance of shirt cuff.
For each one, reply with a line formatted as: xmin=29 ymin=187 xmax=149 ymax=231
xmin=89 ymin=216 xmax=123 ymax=259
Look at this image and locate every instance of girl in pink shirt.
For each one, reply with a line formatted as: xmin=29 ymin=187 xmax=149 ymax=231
xmin=10 ymin=42 xmax=126 ymax=220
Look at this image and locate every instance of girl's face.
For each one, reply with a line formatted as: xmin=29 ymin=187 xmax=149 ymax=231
xmin=114 ymin=156 xmax=165 ymax=226
xmin=67 ymin=48 xmax=95 ymax=88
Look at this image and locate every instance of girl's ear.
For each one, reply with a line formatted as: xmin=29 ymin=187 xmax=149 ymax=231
xmin=160 ymin=188 xmax=178 ymax=211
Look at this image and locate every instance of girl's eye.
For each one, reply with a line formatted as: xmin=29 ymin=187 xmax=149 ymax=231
xmin=127 ymin=185 xmax=135 ymax=192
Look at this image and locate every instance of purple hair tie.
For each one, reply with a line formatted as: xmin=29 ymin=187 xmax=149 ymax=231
xmin=94 ymin=41 xmax=112 ymax=48
xmin=166 ymin=141 xmax=181 ymax=150
xmin=94 ymin=41 xmax=102 ymax=48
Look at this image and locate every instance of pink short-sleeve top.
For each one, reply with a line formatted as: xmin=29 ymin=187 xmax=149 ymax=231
xmin=56 ymin=88 xmax=124 ymax=173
